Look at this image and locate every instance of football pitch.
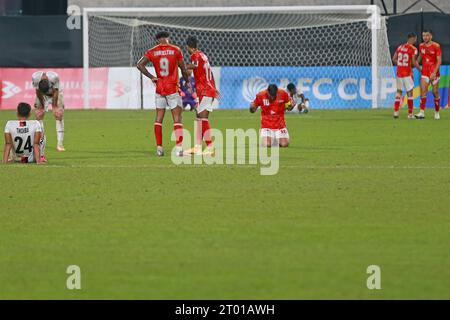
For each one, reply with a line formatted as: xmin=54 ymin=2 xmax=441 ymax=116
xmin=0 ymin=108 xmax=449 ymax=299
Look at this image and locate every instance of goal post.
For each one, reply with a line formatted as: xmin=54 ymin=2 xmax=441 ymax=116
xmin=83 ymin=5 xmax=394 ymax=110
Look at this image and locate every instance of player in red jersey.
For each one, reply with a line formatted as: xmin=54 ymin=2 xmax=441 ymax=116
xmin=137 ymin=31 xmax=191 ymax=156
xmin=392 ymin=33 xmax=419 ymax=119
xmin=250 ymin=84 xmax=294 ymax=147
xmin=415 ymin=30 xmax=442 ymax=120
xmin=184 ymin=36 xmax=220 ymax=156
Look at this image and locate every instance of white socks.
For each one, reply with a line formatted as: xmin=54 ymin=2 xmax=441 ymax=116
xmin=56 ymin=120 xmax=64 ymax=147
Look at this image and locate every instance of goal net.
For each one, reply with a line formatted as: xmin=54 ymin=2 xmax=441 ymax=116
xmin=83 ymin=6 xmax=395 ymax=109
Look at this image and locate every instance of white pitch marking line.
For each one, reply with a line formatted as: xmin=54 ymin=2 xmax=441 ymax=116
xmin=1 ymin=164 xmax=449 ymax=169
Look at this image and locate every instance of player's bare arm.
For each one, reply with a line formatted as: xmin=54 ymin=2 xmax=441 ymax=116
xmin=249 ymin=102 xmax=258 ymax=113
xmin=392 ymin=51 xmax=398 ymax=65
xmin=210 ymin=71 xmax=221 ymax=99
xmin=36 ymin=89 xmax=46 ymax=108
xmin=430 ymin=55 xmax=442 ymax=82
xmin=185 ymin=63 xmax=196 ymax=70
xmin=178 ymin=60 xmax=191 ymax=87
xmin=34 ymin=131 xmax=43 ymax=164
xmin=136 ymin=56 xmax=158 ymax=83
xmin=2 ymin=133 xmax=13 ymax=164
xmin=178 ymin=60 xmax=192 ymax=93
xmin=412 ymin=54 xmax=420 ymax=72
xmin=52 ymin=88 xmax=59 ymax=108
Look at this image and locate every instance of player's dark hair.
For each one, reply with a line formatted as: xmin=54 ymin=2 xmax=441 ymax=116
xmin=407 ymin=32 xmax=417 ymax=39
xmin=423 ymin=29 xmax=433 ymax=35
xmin=38 ymin=79 xmax=50 ymax=93
xmin=186 ymin=36 xmax=198 ymax=49
xmin=17 ymin=102 xmax=31 ymax=117
xmin=155 ymin=31 xmax=170 ymax=40
xmin=287 ymin=83 xmax=296 ymax=91
xmin=268 ymin=84 xmax=278 ymax=97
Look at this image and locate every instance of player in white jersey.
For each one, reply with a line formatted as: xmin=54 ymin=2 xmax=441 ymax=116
xmin=32 ymin=71 xmax=65 ymax=155
xmin=287 ymin=83 xmax=310 ymax=114
xmin=3 ymin=103 xmax=45 ymax=164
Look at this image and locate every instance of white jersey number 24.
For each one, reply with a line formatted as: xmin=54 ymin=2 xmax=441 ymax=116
xmin=14 ymin=136 xmax=32 ymax=154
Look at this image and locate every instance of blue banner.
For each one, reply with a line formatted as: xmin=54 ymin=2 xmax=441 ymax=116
xmin=404 ymin=66 xmax=450 ymax=108
xmin=217 ymin=65 xmax=450 ymax=109
xmin=218 ymin=66 xmax=397 ymax=109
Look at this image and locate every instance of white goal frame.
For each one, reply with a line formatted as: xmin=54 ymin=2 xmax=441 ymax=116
xmin=83 ymin=5 xmax=382 ymax=109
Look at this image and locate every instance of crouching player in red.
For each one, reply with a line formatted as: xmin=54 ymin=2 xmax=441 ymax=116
xmin=250 ymin=84 xmax=294 ymax=147
xmin=416 ymin=30 xmax=442 ymax=120
xmin=392 ymin=32 xmax=419 ymax=119
xmin=184 ymin=36 xmax=220 ymax=156
xmin=3 ymin=103 xmax=44 ymax=164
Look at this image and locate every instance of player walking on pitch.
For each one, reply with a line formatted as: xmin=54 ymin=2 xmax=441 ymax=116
xmin=392 ymin=33 xmax=419 ymax=119
xmin=32 ymin=70 xmax=66 ymax=158
xmin=415 ymin=30 xmax=442 ymax=120
xmin=137 ymin=31 xmax=191 ymax=157
xmin=185 ymin=36 xmax=220 ymax=156
xmin=250 ymin=84 xmax=294 ymax=147
xmin=3 ymin=103 xmax=45 ymax=164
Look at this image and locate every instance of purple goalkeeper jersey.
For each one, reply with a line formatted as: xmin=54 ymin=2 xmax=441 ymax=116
xmin=180 ymin=76 xmax=196 ymax=106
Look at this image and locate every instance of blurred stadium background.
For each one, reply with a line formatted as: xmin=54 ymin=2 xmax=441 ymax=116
xmin=0 ymin=0 xmax=449 ymax=109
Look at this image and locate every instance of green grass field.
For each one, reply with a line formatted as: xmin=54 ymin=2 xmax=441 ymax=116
xmin=0 ymin=108 xmax=449 ymax=299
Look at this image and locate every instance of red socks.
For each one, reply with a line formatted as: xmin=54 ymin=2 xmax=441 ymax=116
xmin=434 ymin=98 xmax=440 ymax=112
xmin=154 ymin=122 xmax=162 ymax=146
xmin=201 ymin=119 xmax=212 ymax=147
xmin=195 ymin=119 xmax=203 ymax=146
xmin=155 ymin=120 xmax=211 ymax=149
xmin=174 ymin=123 xmax=183 ymax=147
xmin=407 ymin=98 xmax=414 ymax=114
xmin=196 ymin=118 xmax=212 ymax=147
xmin=394 ymin=98 xmax=401 ymax=112
xmin=419 ymin=97 xmax=441 ymax=112
xmin=420 ymin=97 xmax=427 ymax=111
xmin=394 ymin=97 xmax=414 ymax=114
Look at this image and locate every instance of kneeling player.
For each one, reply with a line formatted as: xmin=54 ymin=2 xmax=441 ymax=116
xmin=286 ymin=83 xmax=311 ymax=114
xmin=392 ymin=33 xmax=419 ymax=119
xmin=3 ymin=103 xmax=45 ymax=164
xmin=250 ymin=84 xmax=293 ymax=147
